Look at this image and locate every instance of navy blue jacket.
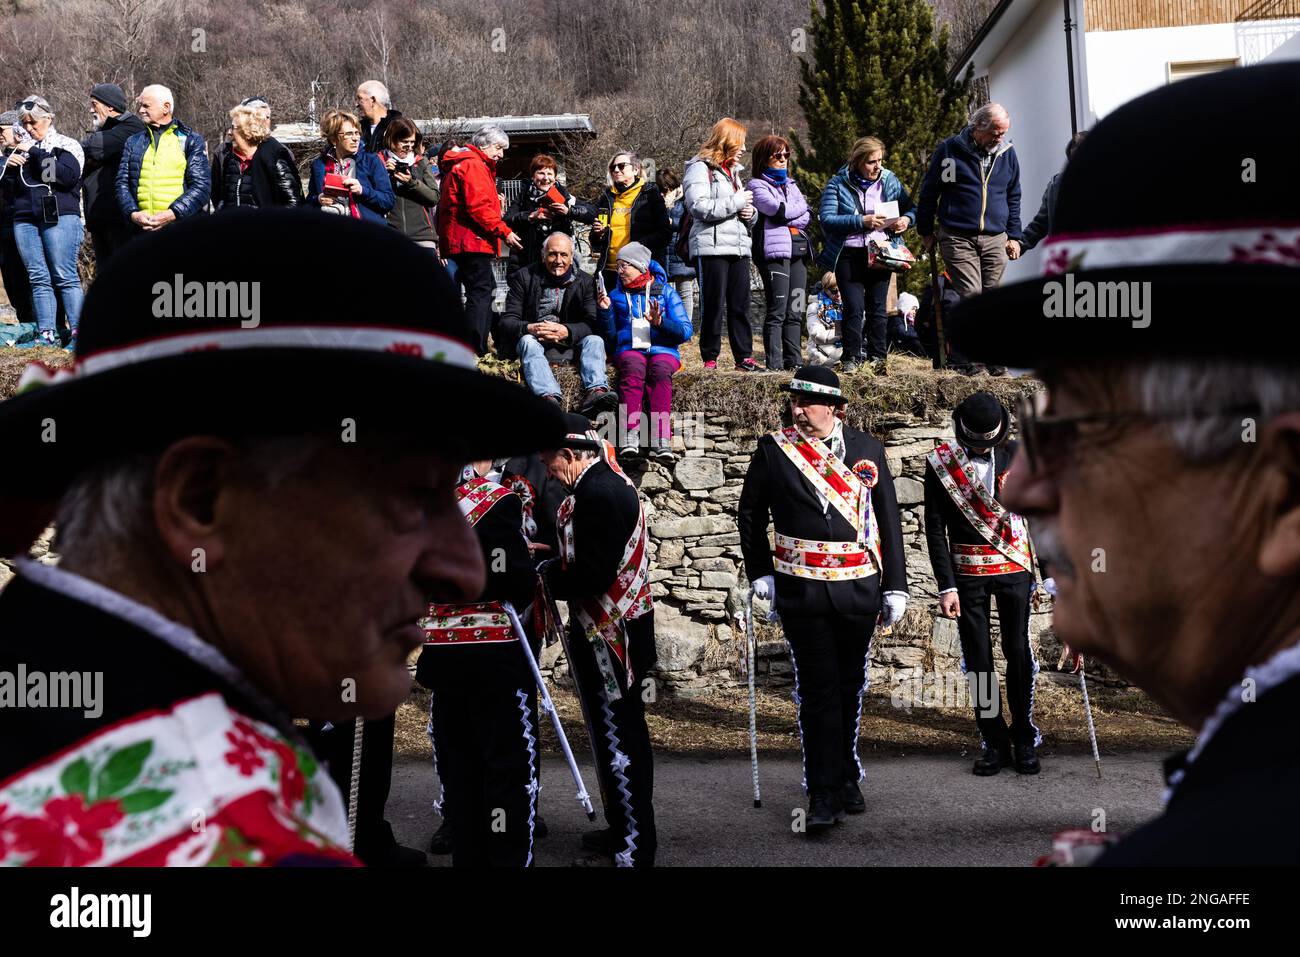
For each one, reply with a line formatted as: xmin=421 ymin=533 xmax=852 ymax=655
xmin=307 ymin=149 xmax=394 ymax=225
xmin=116 ymin=119 xmax=212 ymax=221
xmin=917 ymin=128 xmax=1021 ymax=240
xmin=8 ymin=140 xmax=83 ymax=223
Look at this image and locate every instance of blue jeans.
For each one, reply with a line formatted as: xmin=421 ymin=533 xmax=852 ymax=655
xmin=517 ymin=333 xmax=608 ymax=397
xmin=14 ymin=217 xmax=84 ymax=337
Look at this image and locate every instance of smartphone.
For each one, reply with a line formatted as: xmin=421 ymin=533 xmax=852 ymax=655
xmin=595 ymin=273 xmax=607 ymax=299
xmin=42 ymin=193 xmax=58 ymax=224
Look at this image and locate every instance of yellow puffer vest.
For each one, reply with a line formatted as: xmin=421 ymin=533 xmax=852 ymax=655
xmin=137 ymin=125 xmax=188 ymax=215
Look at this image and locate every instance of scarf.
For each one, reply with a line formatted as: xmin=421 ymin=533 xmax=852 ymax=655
xmin=623 ymin=270 xmax=653 ymax=291
xmin=763 ymin=167 xmax=788 ymax=185
xmin=850 ymin=169 xmax=880 ymax=190
xmin=543 ymin=264 xmax=576 ymax=287
xmin=322 ymin=150 xmax=359 ymax=219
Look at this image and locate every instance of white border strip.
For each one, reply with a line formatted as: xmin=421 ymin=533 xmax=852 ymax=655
xmin=1041 ymin=225 xmax=1300 ymax=275
xmin=73 ymin=325 xmax=478 ymax=380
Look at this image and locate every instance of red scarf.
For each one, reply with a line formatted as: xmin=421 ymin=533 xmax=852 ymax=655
xmin=322 ymin=151 xmax=360 ymax=219
xmin=623 ymin=270 xmax=653 ymax=291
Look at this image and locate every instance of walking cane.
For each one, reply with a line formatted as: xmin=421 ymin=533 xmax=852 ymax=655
xmin=346 ymin=717 xmax=364 ymax=852
xmin=503 ymin=601 xmax=597 ymax=821
xmin=1079 ymin=666 xmax=1103 ymax=779
xmin=745 ymin=585 xmax=762 ymax=808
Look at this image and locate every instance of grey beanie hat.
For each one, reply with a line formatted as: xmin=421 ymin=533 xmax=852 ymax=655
xmin=90 ymin=83 xmax=128 ymax=114
xmin=616 ymin=241 xmax=652 ymax=273
xmin=0 ymin=110 xmax=19 ymax=128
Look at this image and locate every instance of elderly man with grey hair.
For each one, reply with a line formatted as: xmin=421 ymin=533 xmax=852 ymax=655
xmin=917 ymin=102 xmax=1021 ymax=375
xmin=355 ymin=80 xmax=399 ymax=154
xmin=116 ymin=83 xmax=210 ymax=235
xmin=949 ymin=62 xmax=1300 ymax=865
xmin=437 ymin=124 xmax=523 ymax=355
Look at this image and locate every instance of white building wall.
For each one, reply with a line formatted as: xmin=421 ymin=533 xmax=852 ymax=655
xmin=980 ymin=0 xmax=1085 ymax=282
xmin=1085 ymin=19 xmax=1300 ymax=122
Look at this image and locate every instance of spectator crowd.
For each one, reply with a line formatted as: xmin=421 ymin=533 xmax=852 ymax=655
xmin=0 ymin=80 xmax=1085 ymax=447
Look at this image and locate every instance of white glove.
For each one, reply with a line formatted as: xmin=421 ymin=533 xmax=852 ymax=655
xmin=1040 ymin=577 xmax=1058 ymax=598
xmin=752 ymin=575 xmax=774 ymax=601
xmin=881 ymin=592 xmax=907 ymax=627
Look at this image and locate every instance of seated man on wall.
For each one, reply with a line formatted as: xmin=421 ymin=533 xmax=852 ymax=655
xmin=496 ymin=232 xmax=618 ymax=418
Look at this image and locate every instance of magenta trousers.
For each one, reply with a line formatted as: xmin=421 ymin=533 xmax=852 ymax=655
xmin=616 ymin=350 xmax=680 ymax=443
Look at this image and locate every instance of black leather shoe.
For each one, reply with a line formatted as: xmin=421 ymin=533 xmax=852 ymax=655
xmin=1014 ymin=742 xmax=1041 ymax=775
xmin=581 ymin=827 xmax=617 ymax=855
xmin=806 ymin=792 xmax=845 ymax=834
xmin=534 ymin=814 xmax=549 ymax=840
xmin=839 ymin=781 xmax=866 ymax=814
xmin=427 ymin=820 xmax=453 ymax=855
xmin=973 ymin=744 xmax=1012 ymax=776
xmin=361 ymin=842 xmax=428 ymax=868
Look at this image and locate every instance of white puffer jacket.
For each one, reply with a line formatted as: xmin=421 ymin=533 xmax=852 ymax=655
xmin=682 ymin=156 xmax=753 ymax=258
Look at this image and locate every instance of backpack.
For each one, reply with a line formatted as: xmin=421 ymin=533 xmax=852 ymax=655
xmin=674 ymin=202 xmax=694 ymax=265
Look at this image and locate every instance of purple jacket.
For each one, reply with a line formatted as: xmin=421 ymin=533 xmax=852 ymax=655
xmin=747 ymin=174 xmax=811 ymax=261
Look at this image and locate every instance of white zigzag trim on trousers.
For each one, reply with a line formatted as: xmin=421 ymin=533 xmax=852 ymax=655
xmin=786 ymin=641 xmax=809 ymax=794
xmin=1025 ymin=603 xmax=1043 ymax=748
xmin=849 ymin=639 xmax=873 ymax=783
xmin=427 ymin=692 xmax=445 ymax=817
xmin=516 ymin=689 xmax=539 ymax=868
xmin=600 ymin=695 xmax=639 ymax=867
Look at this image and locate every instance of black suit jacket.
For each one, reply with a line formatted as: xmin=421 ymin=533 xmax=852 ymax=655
xmin=1097 ymin=671 xmax=1300 ymax=865
xmin=495 ymin=264 xmax=600 ymax=362
xmin=415 ymin=480 xmax=535 ymax=687
xmin=924 ymin=440 xmax=1032 ymax=592
xmin=545 ymin=460 xmax=656 ymax=676
xmin=738 ymin=426 xmax=906 ymax=617
xmin=502 ymin=453 xmax=568 ymax=560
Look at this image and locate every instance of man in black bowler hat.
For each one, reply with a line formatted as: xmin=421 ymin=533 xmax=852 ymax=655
xmin=0 ymin=210 xmax=564 ymax=867
xmin=948 ymin=61 xmax=1300 ymax=864
xmin=738 ymin=365 xmax=908 ymax=833
xmin=925 ymin=390 xmax=1042 ymax=776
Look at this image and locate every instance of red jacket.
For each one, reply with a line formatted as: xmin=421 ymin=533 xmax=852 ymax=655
xmin=437 ymin=143 xmax=511 ymax=256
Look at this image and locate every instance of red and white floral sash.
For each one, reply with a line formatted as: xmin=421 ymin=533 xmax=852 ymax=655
xmin=927 ymin=441 xmax=1032 ymax=575
xmin=424 ymin=477 xmax=518 ymax=646
xmin=0 ymin=693 xmax=355 ymax=867
xmin=774 ymin=532 xmax=877 ymax=581
xmin=771 ymin=427 xmax=882 ymax=575
xmin=557 ymin=436 xmax=652 ymax=701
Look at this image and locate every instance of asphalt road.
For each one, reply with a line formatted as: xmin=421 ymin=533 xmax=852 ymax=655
xmin=388 ymin=750 xmax=1167 ymax=866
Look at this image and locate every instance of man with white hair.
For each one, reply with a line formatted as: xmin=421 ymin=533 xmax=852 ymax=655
xmin=917 ymin=102 xmax=1021 ymax=375
xmin=437 ymin=124 xmax=524 ymax=355
xmin=115 ymin=83 xmax=211 ymax=236
xmin=355 ymin=81 xmax=399 ymax=154
xmin=949 ymin=62 xmax=1300 ymax=864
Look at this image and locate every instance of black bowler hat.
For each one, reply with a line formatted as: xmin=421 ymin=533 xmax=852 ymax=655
xmin=952 ymin=391 xmax=1010 ymax=449
xmin=0 ymin=211 xmax=566 ymax=501
xmin=780 ymin=365 xmax=847 ymax=405
xmin=949 ymin=60 xmax=1300 ymax=367
xmin=554 ymin=411 xmax=603 ymax=451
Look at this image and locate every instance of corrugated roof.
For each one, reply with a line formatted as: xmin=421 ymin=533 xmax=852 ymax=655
xmin=272 ymin=113 xmax=595 ymax=145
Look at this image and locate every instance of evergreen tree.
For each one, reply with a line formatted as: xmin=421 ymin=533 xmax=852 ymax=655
xmin=794 ymin=0 xmax=972 ymax=291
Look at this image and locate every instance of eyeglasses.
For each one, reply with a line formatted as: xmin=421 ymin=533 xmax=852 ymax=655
xmin=340 ymin=131 xmax=361 ymax=138
xmin=1015 ymin=393 xmax=1260 ymax=476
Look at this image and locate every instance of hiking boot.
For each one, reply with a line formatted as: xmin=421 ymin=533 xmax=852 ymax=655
xmin=579 ymin=385 xmax=618 ymax=417
xmin=841 ymin=359 xmax=861 ymax=375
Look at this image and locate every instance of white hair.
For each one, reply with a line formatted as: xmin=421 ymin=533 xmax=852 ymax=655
xmin=358 ymin=80 xmax=391 ymax=108
xmin=140 ymin=84 xmax=175 ymax=111
xmin=471 ymin=124 xmax=509 ymax=150
xmin=972 ymin=102 xmax=1008 ymax=131
xmin=543 ymin=231 xmax=574 ymax=251
xmin=54 ymin=436 xmax=329 ymax=563
xmin=1134 ymin=360 xmax=1300 ymax=462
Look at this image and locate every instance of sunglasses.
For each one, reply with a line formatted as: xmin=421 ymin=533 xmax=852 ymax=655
xmin=771 ymin=151 xmax=790 ymax=159
xmin=1015 ymin=393 xmax=1260 ymax=476
xmin=610 ymin=161 xmax=634 ymax=171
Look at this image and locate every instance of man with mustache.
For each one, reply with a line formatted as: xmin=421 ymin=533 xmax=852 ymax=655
xmin=924 ymin=391 xmax=1044 ymax=776
xmin=948 ymin=61 xmax=1300 ymax=864
xmin=0 ymin=211 xmax=564 ymax=867
xmin=739 ymin=366 xmax=907 ymax=833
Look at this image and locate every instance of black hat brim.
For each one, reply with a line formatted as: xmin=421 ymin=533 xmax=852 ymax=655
xmin=953 ymin=403 xmax=1011 ymax=448
xmin=779 ymin=383 xmax=848 ymax=405
xmin=947 ymin=264 xmax=1300 ymax=369
xmin=0 ymin=347 xmax=567 ymax=495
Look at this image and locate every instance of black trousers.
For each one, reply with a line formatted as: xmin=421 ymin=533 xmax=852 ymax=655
xmin=954 ymin=572 xmax=1038 ymax=749
xmin=306 ymin=712 xmax=397 ymax=865
xmin=0 ymin=224 xmax=34 ymax=326
xmin=565 ymin=620 xmax=657 ymax=867
xmin=696 ymin=254 xmax=753 ymax=364
xmin=421 ymin=642 xmax=539 ymax=867
xmin=782 ymin=613 xmax=877 ymax=797
xmin=451 ymin=252 xmax=498 ymax=356
xmin=835 ymin=247 xmax=891 ymax=361
xmin=757 ymin=256 xmax=806 ymax=370
xmin=887 ymin=314 xmax=929 ymax=357
xmin=88 ymin=220 xmax=134 ymax=268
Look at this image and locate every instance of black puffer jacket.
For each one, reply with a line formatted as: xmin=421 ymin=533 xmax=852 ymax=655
xmin=504 ymin=182 xmax=595 ymax=272
xmin=216 ymin=137 xmax=302 ymax=210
